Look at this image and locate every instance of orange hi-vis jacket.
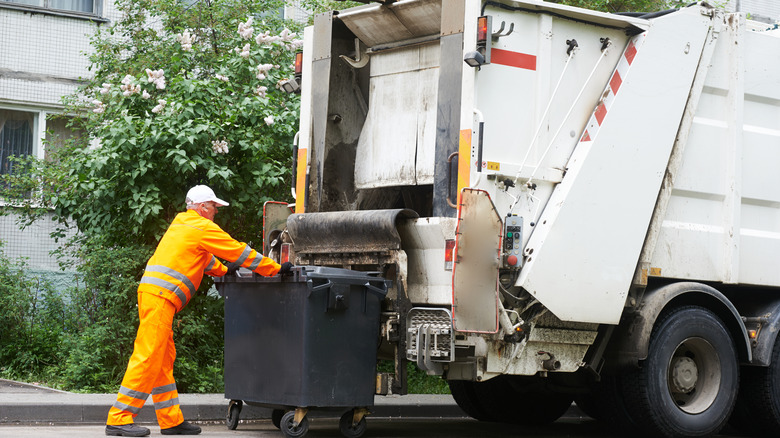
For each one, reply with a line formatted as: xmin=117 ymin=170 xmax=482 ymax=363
xmin=138 ymin=209 xmax=280 ymax=312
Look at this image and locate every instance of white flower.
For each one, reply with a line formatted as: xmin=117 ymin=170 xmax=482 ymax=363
xmin=177 ymin=29 xmax=193 ymax=52
xmin=152 ymin=99 xmax=166 ymax=114
xmin=255 ymin=86 xmax=267 ymax=97
xmin=145 ymin=68 xmax=166 ymax=90
xmin=211 ymin=139 xmax=229 ymax=154
xmin=99 ymin=83 xmax=111 ymax=94
xmin=264 ymin=115 xmax=274 ymax=126
xmin=92 ymin=99 xmax=105 ymax=114
xmin=121 ymin=75 xmax=134 ymax=85
xmin=255 ymin=31 xmax=279 ymax=45
xmin=280 ymin=28 xmax=296 ymax=42
xmin=141 ymin=90 xmax=151 ymax=99
xmin=240 ymin=43 xmax=251 ymax=59
xmin=238 ymin=17 xmax=254 ymax=40
xmin=256 ymin=63 xmax=273 ymax=79
xmin=256 ymin=73 xmax=265 ymax=81
xmin=215 ymin=74 xmax=229 ymax=82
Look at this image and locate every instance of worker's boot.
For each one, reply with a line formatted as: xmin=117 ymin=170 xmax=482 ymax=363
xmin=161 ymin=420 xmax=202 ymax=435
xmin=105 ymin=424 xmax=151 ymax=437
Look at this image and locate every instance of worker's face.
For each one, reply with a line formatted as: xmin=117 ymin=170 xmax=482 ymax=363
xmin=197 ymin=201 xmax=219 ymax=220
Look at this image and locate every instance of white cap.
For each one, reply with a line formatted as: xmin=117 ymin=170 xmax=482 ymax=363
xmin=185 ymin=185 xmax=229 ymax=206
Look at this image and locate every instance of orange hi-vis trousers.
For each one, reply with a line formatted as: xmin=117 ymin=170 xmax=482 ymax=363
xmin=107 ymin=292 xmax=183 ymax=429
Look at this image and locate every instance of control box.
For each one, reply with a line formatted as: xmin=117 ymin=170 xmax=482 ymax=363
xmin=503 ymin=214 xmax=523 ymax=268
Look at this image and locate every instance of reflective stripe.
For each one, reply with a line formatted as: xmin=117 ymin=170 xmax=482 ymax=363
xmin=248 ymin=253 xmax=264 ymax=270
xmin=154 ymin=397 xmax=180 ymax=410
xmin=234 ymin=246 xmax=253 ymax=266
xmin=140 ymin=276 xmax=189 ymax=307
xmin=152 ymin=383 xmax=177 ymax=395
xmin=205 ymin=256 xmax=216 ymax=271
xmin=113 ymin=401 xmax=142 ymax=415
xmin=119 ymin=386 xmax=150 ymax=401
xmin=145 ymin=265 xmax=196 ymax=294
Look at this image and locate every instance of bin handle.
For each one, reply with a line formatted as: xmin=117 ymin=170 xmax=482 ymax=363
xmin=364 ymin=282 xmax=388 ymax=298
xmin=308 ymin=280 xmax=332 ymax=297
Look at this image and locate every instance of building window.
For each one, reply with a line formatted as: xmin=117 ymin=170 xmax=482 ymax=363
xmin=0 ymin=109 xmax=35 ymax=176
xmin=1 ymin=0 xmax=97 ymax=14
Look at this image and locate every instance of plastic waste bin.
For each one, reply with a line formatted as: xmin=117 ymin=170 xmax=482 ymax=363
xmin=215 ymin=266 xmax=388 ymax=438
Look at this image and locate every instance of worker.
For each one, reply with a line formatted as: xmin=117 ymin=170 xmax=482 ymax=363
xmin=106 ymin=185 xmax=292 ymax=437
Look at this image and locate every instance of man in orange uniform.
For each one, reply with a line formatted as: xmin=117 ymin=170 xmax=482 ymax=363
xmin=106 ymin=185 xmax=291 ymax=437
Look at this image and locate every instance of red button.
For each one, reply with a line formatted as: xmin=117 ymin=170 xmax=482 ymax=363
xmin=507 ymin=255 xmax=518 ymax=266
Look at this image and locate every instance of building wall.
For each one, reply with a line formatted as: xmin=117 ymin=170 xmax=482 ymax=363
xmin=0 ymin=0 xmax=120 ymax=272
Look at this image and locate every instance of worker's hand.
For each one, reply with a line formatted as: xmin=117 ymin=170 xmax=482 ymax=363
xmin=279 ymin=262 xmax=293 ymax=276
xmin=226 ymin=262 xmax=241 ymax=275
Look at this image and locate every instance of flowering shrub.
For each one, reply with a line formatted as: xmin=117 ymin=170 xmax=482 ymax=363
xmin=58 ymin=0 xmax=302 ymax=247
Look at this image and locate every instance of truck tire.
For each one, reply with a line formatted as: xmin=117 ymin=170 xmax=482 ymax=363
xmin=730 ymin=334 xmax=780 ymax=436
xmin=450 ymin=375 xmax=572 ymax=425
xmin=574 ymin=373 xmax=637 ymax=434
xmin=447 ymin=380 xmax=493 ymax=422
xmin=620 ymin=305 xmax=738 ymax=437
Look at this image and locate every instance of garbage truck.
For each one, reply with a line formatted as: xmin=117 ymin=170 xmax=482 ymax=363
xmin=264 ymin=0 xmax=780 ymax=436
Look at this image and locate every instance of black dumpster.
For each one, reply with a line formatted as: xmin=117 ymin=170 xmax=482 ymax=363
xmin=216 ymin=266 xmax=388 ymax=438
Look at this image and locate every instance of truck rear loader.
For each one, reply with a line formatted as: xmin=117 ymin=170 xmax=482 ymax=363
xmin=265 ymin=1 xmax=780 ymax=436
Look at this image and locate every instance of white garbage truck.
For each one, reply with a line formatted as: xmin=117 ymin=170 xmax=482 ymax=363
xmin=265 ymin=0 xmax=780 ymax=436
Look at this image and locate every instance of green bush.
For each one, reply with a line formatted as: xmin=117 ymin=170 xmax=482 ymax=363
xmin=0 ymin=244 xmax=63 ymax=381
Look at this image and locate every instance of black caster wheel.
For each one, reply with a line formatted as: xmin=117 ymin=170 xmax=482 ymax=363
xmin=226 ymin=400 xmax=243 ymax=430
xmin=281 ymin=410 xmax=309 ymax=438
xmin=272 ymin=409 xmax=285 ymax=429
xmin=339 ymin=409 xmax=367 ymax=438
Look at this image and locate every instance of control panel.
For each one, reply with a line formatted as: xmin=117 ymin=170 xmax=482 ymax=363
xmin=503 ymin=214 xmax=523 ymax=268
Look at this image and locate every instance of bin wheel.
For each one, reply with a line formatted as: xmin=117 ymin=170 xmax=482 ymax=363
xmin=339 ymin=410 xmax=367 ymax=438
xmin=281 ymin=410 xmax=309 ymax=438
xmin=226 ymin=400 xmax=242 ymax=430
xmin=271 ymin=409 xmax=285 ymax=429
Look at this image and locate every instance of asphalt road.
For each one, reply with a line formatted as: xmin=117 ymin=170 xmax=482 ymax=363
xmin=0 ymin=417 xmax=748 ymax=438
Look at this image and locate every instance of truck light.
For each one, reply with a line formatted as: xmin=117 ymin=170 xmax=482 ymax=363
xmin=748 ymin=329 xmax=757 ymax=339
xmin=294 ymin=52 xmax=303 ymax=78
xmin=465 ymin=16 xmax=492 ymax=69
xmin=444 ymin=239 xmax=456 ymax=271
xmin=281 ymin=243 xmax=291 ymax=264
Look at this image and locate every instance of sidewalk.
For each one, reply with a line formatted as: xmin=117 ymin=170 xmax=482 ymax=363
xmin=0 ymin=379 xmax=466 ymax=425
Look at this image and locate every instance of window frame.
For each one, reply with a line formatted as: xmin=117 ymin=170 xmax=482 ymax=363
xmin=0 ymin=0 xmax=108 ymax=23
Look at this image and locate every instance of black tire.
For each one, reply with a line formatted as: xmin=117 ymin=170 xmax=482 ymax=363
xmin=271 ymin=409 xmax=285 ymax=430
xmin=621 ymin=305 xmax=739 ymax=437
xmin=449 ymin=375 xmax=572 ymax=425
xmin=281 ymin=411 xmax=309 ymax=438
xmin=448 ymin=380 xmax=494 ymax=421
xmin=731 ymin=333 xmax=780 ymax=436
xmin=339 ymin=410 xmax=367 ymax=438
xmin=484 ymin=375 xmax=573 ymax=425
xmin=575 ymin=372 xmax=638 ymax=434
xmin=226 ymin=400 xmax=242 ymax=430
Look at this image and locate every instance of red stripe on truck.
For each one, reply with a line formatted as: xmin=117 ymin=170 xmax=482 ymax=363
xmin=609 ymin=70 xmax=623 ymax=94
xmin=491 ymin=48 xmax=537 ymax=70
xmin=624 ymin=40 xmax=637 ymax=65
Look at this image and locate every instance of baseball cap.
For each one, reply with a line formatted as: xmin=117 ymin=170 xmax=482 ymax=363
xmin=185 ymin=185 xmax=230 ymax=206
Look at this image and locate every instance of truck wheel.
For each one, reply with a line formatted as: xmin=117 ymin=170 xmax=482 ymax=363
xmin=575 ymin=373 xmax=638 ymax=434
xmin=339 ymin=410 xmax=367 ymax=438
xmin=731 ymin=334 xmax=780 ymax=435
xmin=481 ymin=375 xmax=572 ymax=425
xmin=226 ymin=400 xmax=242 ymax=430
xmin=621 ymin=305 xmax=738 ymax=437
xmin=281 ymin=411 xmax=309 ymax=438
xmin=447 ymin=380 xmax=493 ymax=421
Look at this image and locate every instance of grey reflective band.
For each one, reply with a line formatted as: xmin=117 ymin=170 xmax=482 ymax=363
xmin=119 ymin=385 xmax=150 ymax=401
xmin=152 ymin=383 xmax=177 ymax=395
xmin=205 ymin=256 xmax=216 ymax=271
xmin=154 ymin=397 xmax=180 ymax=410
xmin=113 ymin=401 xmax=142 ymax=415
xmin=248 ymin=253 xmax=264 ymax=270
xmin=140 ymin=276 xmax=189 ymax=307
xmin=145 ymin=265 xmax=196 ymax=294
xmin=234 ymin=245 xmax=253 ymax=266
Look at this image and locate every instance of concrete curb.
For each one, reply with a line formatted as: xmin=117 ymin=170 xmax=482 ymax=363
xmin=0 ymin=380 xmax=466 ymax=425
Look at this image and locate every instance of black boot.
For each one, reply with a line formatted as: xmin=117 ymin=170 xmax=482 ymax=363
xmin=105 ymin=424 xmax=151 ymax=437
xmin=161 ymin=420 xmax=202 ymax=435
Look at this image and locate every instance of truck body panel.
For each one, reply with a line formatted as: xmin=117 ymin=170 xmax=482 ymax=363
xmin=277 ymin=1 xmax=780 ymax=435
